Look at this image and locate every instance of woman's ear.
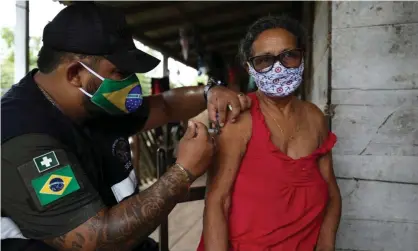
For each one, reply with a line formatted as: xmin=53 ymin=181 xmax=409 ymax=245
xmin=244 ymin=62 xmax=250 ymax=74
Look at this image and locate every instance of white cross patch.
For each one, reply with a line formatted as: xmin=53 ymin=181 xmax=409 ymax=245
xmin=40 ymin=157 xmax=53 ymax=167
xmin=33 ymin=151 xmax=60 ymax=173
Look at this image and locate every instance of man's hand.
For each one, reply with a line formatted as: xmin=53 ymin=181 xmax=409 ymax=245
xmin=207 ymin=86 xmax=251 ymax=126
xmin=42 ymin=122 xmax=215 ymax=251
xmin=176 ymin=120 xmax=215 ymax=178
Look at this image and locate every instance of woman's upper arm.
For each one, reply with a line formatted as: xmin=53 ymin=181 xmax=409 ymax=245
xmin=315 ymin=108 xmax=340 ymax=197
xmin=206 ymin=111 xmax=251 ymax=202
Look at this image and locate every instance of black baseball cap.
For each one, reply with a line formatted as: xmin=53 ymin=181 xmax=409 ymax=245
xmin=42 ymin=2 xmax=160 ymax=73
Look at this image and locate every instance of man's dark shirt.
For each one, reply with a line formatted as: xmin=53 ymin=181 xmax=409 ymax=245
xmin=1 ymin=70 xmax=151 ymax=248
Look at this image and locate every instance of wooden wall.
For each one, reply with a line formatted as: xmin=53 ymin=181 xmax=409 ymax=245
xmin=330 ymin=2 xmax=418 ymax=250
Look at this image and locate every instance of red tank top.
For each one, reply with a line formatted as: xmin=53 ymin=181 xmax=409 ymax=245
xmin=197 ymin=93 xmax=337 ymax=251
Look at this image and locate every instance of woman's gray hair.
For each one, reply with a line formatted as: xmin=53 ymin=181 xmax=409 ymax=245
xmin=238 ymin=15 xmax=307 ymax=65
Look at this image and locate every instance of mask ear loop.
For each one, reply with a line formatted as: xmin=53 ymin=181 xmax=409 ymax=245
xmin=78 ymin=61 xmax=105 ymax=98
xmin=79 ymin=61 xmax=104 ymax=81
xmin=79 ymin=87 xmax=93 ymax=98
xmin=247 ymin=62 xmax=258 ymax=76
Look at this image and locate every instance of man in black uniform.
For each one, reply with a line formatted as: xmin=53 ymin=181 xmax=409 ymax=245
xmin=1 ymin=3 xmax=250 ymax=251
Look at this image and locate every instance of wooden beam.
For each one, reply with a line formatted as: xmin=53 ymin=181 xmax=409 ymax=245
xmin=206 ymin=37 xmax=243 ymax=49
xmin=168 ymin=36 xmax=244 ymax=56
xmin=123 ymin=1 xmax=177 ymax=14
xmin=172 ymin=2 xmax=195 ymax=30
xmin=130 ymin=2 xmax=260 ymax=32
xmin=169 ymin=38 xmax=243 ymax=55
xmin=179 ymin=186 xmax=206 ymax=203
xmin=180 ymin=53 xmax=242 ymax=69
xmin=146 ymin=3 xmax=294 ymax=43
xmin=180 ymin=48 xmax=239 ymax=62
xmin=220 ymin=49 xmax=240 ymax=57
xmin=205 ymin=41 xmax=238 ymax=51
xmin=132 ymin=33 xmax=195 ymax=69
xmin=164 ymin=25 xmax=248 ymax=46
xmin=95 ymin=1 xmax=141 ymax=8
xmin=155 ymin=22 xmax=249 ymax=44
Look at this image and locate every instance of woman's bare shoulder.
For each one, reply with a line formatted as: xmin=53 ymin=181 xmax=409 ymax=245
xmin=212 ymin=110 xmax=252 ymax=160
xmin=219 ymin=110 xmax=252 ymax=142
xmin=189 ymin=108 xmax=252 ymax=147
xmin=299 ymin=100 xmax=325 ymax=115
xmin=299 ymin=100 xmax=329 ymax=135
xmin=299 ymin=100 xmax=326 ymax=121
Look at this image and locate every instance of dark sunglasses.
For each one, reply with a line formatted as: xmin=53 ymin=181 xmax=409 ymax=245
xmin=248 ymin=48 xmax=304 ymax=73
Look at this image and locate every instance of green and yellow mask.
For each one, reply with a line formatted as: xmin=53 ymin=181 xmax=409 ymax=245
xmin=79 ymin=62 xmax=143 ymax=115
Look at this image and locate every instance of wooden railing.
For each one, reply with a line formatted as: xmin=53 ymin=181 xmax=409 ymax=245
xmin=156 ymin=147 xmax=206 ymax=251
xmin=131 ymin=123 xmax=206 ymax=251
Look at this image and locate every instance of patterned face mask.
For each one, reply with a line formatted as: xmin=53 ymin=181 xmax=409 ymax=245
xmin=248 ymin=60 xmax=304 ymax=97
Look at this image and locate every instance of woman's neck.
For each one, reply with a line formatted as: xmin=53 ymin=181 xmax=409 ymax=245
xmin=257 ymin=91 xmax=296 ymax=116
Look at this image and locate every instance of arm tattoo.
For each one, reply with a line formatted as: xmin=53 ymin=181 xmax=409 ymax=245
xmin=44 ymin=167 xmax=191 ymax=251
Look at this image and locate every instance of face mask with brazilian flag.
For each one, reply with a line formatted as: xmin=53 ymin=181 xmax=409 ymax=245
xmin=78 ymin=61 xmax=143 ymax=115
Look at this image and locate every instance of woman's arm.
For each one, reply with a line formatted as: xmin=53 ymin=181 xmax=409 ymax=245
xmin=316 ymin=113 xmax=342 ymax=251
xmin=316 ymin=152 xmax=342 ymax=251
xmin=203 ymin=112 xmax=251 ymax=251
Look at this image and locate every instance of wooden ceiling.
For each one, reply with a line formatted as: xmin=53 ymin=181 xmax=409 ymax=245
xmin=59 ymin=1 xmax=303 ymax=68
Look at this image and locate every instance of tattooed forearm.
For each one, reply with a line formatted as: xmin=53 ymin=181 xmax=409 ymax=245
xmin=72 ymin=233 xmax=85 ymax=251
xmin=44 ymin=166 xmax=191 ymax=251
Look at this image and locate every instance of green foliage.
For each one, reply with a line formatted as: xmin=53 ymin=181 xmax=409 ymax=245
xmin=1 ymin=27 xmax=41 ymax=95
xmin=137 ymin=73 xmax=151 ymax=97
xmin=2 ymin=27 xmax=14 ymax=48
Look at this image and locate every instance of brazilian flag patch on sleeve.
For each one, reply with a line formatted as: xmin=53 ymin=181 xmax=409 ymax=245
xmin=17 ymin=149 xmax=84 ymax=211
xmin=31 ymin=165 xmax=80 ymax=206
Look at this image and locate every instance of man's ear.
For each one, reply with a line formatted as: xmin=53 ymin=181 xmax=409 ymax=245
xmin=66 ymin=62 xmax=84 ymax=87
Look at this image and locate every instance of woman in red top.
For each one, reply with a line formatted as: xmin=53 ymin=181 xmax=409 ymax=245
xmin=198 ymin=16 xmax=342 ymax=251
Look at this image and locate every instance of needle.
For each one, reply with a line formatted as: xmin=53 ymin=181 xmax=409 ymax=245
xmin=208 ymin=104 xmax=232 ymax=135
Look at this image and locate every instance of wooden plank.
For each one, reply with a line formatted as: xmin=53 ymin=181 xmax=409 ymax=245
xmin=334 ymin=155 xmax=418 ymax=184
xmin=132 ymin=33 xmax=195 ymax=69
xmin=307 ymin=1 xmax=330 ymax=111
xmin=338 ymin=180 xmax=418 ymax=222
xmin=171 ymin=219 xmax=203 ymax=251
xmin=142 ymin=3 xmax=295 ymax=41
xmin=332 ymin=1 xmax=418 ymax=29
xmin=124 ymin=2 xmax=188 ymax=15
xmin=332 ymin=105 xmax=388 ymax=155
xmin=337 ymin=180 xmax=418 ymax=249
xmin=129 ymin=2 xmax=258 ymax=32
xmin=336 ymin=218 xmax=418 ymax=251
xmin=354 ymin=143 xmax=418 ymax=157
xmin=331 ymin=23 xmax=418 ymax=89
xmin=312 ymin=1 xmax=330 ymax=69
xmin=163 ymin=25 xmax=249 ymax=46
xmin=332 ymin=89 xmax=418 ymax=107
xmin=309 ymin=48 xmax=329 ymax=111
xmin=149 ymin=200 xmax=204 ymax=249
xmin=332 ymin=105 xmax=418 ymax=155
xmin=179 ymin=187 xmax=206 ymax=203
xmin=125 ymin=2 xmax=224 ymax=25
